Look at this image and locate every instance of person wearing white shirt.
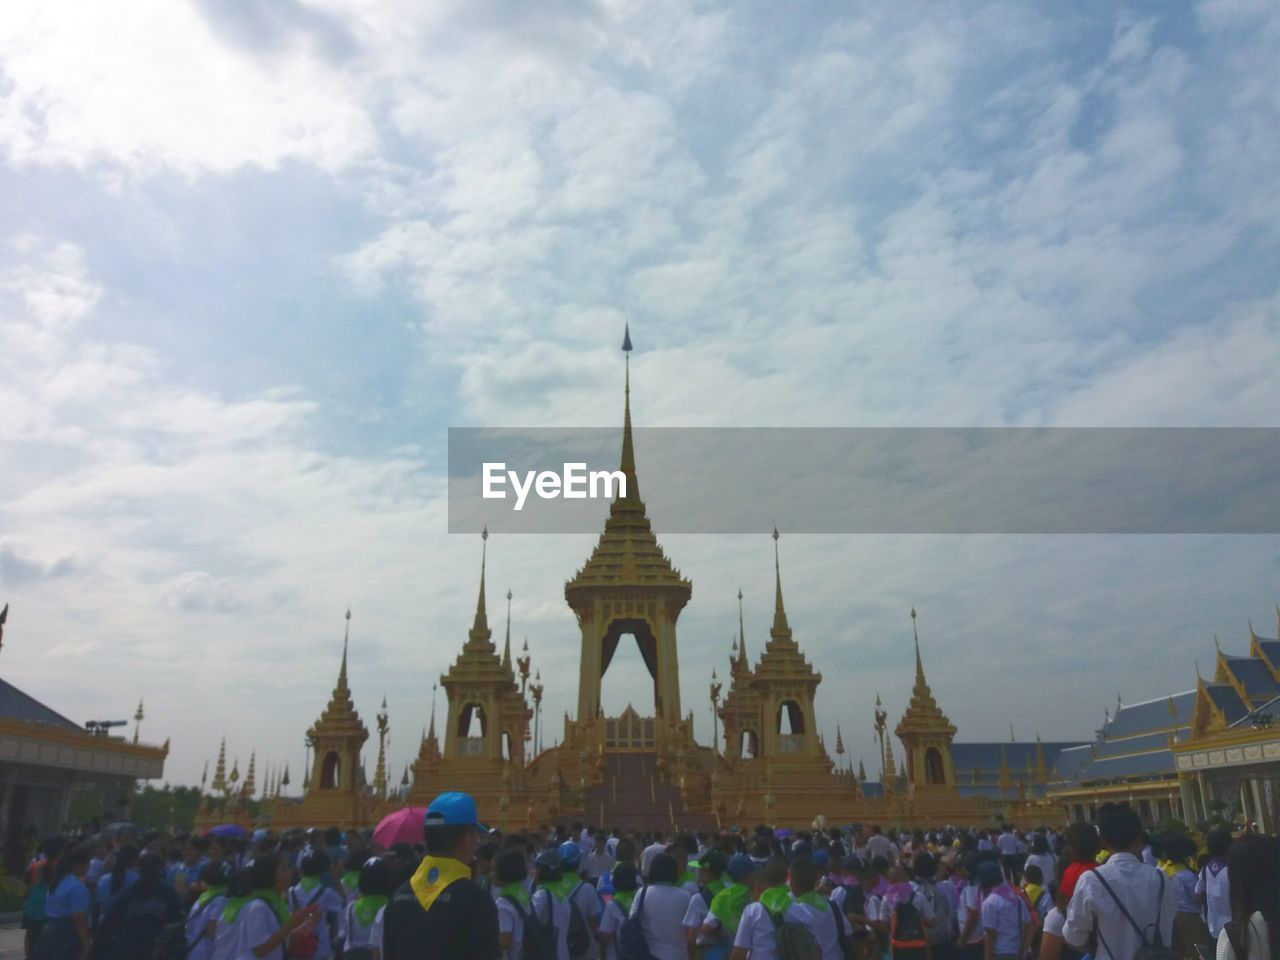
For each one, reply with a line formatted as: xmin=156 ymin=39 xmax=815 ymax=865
xmin=287 ymin=852 xmax=346 ymax=960
xmin=186 ymin=861 xmax=233 ymax=960
xmin=996 ymin=828 xmax=1023 ymax=885
xmin=532 ymin=853 xmax=575 ymax=960
xmin=1212 ymin=834 xmax=1277 ymax=960
xmin=1197 ymin=831 xmax=1232 ymax=940
xmin=643 ymin=839 xmax=670 ymax=880
xmin=1063 ymin=805 xmax=1176 ymax=960
xmin=1024 ymin=835 xmax=1056 ymax=895
xmin=867 ymin=829 xmax=897 ymax=866
xmin=599 ymin=864 xmax=641 ymax=960
xmin=212 ymin=853 xmax=319 ymax=960
xmin=732 ymin=858 xmax=793 ymax=960
xmin=495 ymin=850 xmax=533 ymax=960
xmin=343 ymin=857 xmax=392 ymax=958
xmin=785 ymin=859 xmax=842 ymax=960
xmin=630 ymin=854 xmax=693 ymax=960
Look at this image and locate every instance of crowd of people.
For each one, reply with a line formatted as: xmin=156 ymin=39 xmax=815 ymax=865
xmin=19 ymin=797 xmax=1280 ymax=960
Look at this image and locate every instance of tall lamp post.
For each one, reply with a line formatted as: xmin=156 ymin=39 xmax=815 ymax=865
xmin=531 ymin=671 xmax=544 ymax=755
xmin=873 ymin=693 xmax=888 ymax=783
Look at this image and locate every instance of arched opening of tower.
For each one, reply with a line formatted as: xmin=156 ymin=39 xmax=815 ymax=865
xmin=320 ymin=751 xmax=340 ymax=789
xmin=778 ymin=700 xmax=805 ymax=752
xmin=925 ymin=746 xmax=945 ymax=785
xmin=740 ymin=729 xmax=759 ymax=760
xmin=458 ymin=703 xmax=487 ymax=755
xmin=599 ymin=619 xmax=659 ymax=717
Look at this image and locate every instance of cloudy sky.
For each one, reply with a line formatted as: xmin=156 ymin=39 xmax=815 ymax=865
xmin=2 ymin=0 xmax=1279 ymax=791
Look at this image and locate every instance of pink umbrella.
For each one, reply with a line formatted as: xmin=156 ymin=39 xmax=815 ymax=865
xmin=372 ymin=807 xmax=427 ymax=849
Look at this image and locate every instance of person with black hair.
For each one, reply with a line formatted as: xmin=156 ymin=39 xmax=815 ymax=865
xmin=1215 ymin=834 xmax=1278 ymax=960
xmin=382 ymin=792 xmax=501 ymax=960
xmin=631 ymin=852 xmax=693 ymax=960
xmin=289 ymin=850 xmax=345 ymax=959
xmin=913 ymin=852 xmax=956 ymax=960
xmin=211 ymin=852 xmax=321 ymax=960
xmin=1197 ymin=830 xmax=1233 ymax=942
xmin=92 ymin=851 xmax=183 ymax=960
xmin=186 ymin=860 xmax=234 ymax=960
xmin=494 ymin=848 xmax=532 ymax=960
xmin=785 ymin=858 xmax=842 ymax=960
xmin=95 ymin=843 xmax=138 ymax=927
xmin=342 ymin=850 xmax=368 ymax=904
xmin=33 ymin=843 xmax=92 ymax=960
xmin=599 ymin=862 xmax=639 ymax=960
xmin=531 ymin=848 xmax=573 ymax=960
xmin=343 ymin=857 xmax=392 ymax=960
xmin=1062 ymin=804 xmax=1175 ymax=960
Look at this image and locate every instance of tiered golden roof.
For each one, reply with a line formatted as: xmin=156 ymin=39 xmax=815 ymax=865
xmin=752 ymin=531 xmax=820 ymax=686
xmin=895 ymin=609 xmax=957 ymax=739
xmin=306 ymin=615 xmax=368 ymax=744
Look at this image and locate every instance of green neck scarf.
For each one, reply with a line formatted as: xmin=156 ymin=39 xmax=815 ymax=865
xmin=196 ymin=886 xmax=226 ymax=909
xmin=797 ymin=891 xmax=829 ymax=912
xmin=342 ymin=871 xmax=360 ymax=889
xmin=223 ymin=889 xmax=289 ymax=926
xmin=613 ymin=890 xmax=637 ymax=914
xmin=299 ymin=876 xmax=321 ymax=893
xmin=678 ymin=870 xmax=697 ymax=887
xmin=549 ymin=875 xmax=580 ymax=901
xmin=353 ymin=894 xmax=388 ymax=928
xmin=710 ymin=883 xmax=751 ymax=934
xmin=759 ymin=886 xmax=793 ymax=917
xmin=501 ymin=882 xmax=530 ymax=909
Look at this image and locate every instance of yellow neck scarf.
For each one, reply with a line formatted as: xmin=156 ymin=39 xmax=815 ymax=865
xmin=409 ymin=856 xmax=472 ymax=912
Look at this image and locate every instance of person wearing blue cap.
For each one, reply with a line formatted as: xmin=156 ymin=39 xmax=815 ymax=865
xmin=382 ymin=792 xmax=500 ymax=960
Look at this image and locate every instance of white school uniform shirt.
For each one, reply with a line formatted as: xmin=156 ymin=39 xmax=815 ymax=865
xmin=980 ymin=891 xmax=1028 ymax=957
xmin=1043 ymin=906 xmax=1065 ymax=940
xmin=734 ymin=899 xmax=786 ymax=960
xmin=785 ymin=899 xmax=842 ymax=960
xmin=211 ymin=900 xmax=283 ymax=960
xmin=343 ymin=901 xmax=381 ymax=949
xmin=960 ymin=886 xmax=985 ymax=943
xmin=630 ymin=884 xmax=693 ymax=960
xmin=997 ymin=833 xmax=1020 ymax=856
xmin=288 ymin=883 xmax=345 ymax=959
xmin=878 ymin=889 xmax=936 ymax=925
xmin=369 ymin=905 xmax=385 ymax=951
xmin=1217 ymin=911 xmax=1268 ymax=960
xmin=598 ymin=898 xmax=629 ymax=960
xmin=1025 ymin=853 xmax=1057 ymax=887
xmin=683 ymin=892 xmax=714 ymax=946
xmin=1196 ymin=861 xmax=1231 ymax=938
xmin=571 ymin=880 xmax=606 ymax=960
xmin=532 ymin=887 xmax=574 ymax=960
xmin=642 ymin=843 xmax=668 ymax=878
xmin=1062 ymin=853 xmax=1176 ymax=960
xmin=186 ymin=895 xmax=228 ymax=960
xmin=496 ymin=895 xmax=527 ymax=960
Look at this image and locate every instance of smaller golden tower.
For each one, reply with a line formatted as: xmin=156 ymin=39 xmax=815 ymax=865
xmin=895 ymin=608 xmax=958 ymax=790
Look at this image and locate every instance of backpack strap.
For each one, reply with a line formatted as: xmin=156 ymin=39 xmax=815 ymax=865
xmin=1092 ymin=868 xmax=1164 ymax=947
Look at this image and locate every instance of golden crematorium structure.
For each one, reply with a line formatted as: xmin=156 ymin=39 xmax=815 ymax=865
xmin=198 ymin=334 xmax=1074 ymax=833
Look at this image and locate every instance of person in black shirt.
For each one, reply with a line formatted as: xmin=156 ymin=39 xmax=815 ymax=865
xmin=383 ymin=791 xmax=501 ymax=960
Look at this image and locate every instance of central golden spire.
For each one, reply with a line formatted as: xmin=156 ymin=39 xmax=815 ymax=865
xmin=618 ymin=322 xmax=640 ymax=507
xmin=467 ymin=527 xmax=493 ymax=649
xmin=769 ymin=527 xmax=793 ymax=643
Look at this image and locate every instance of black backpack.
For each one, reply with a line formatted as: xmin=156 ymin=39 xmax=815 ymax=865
xmin=767 ymin=906 xmax=823 ymax=960
xmin=1093 ymin=870 xmax=1177 ymax=960
xmin=618 ymin=888 xmax=655 ymax=960
xmin=509 ymin=894 xmax=558 ymax=960
xmin=831 ymin=901 xmax=858 ymax=960
xmin=890 ymin=899 xmax=927 ymax=954
xmin=151 ymin=923 xmax=202 ymax=960
xmin=566 ymin=881 xmax=592 ymax=958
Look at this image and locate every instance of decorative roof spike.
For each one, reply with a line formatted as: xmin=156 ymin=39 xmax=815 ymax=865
xmin=470 ymin=529 xmax=490 ymax=641
xmin=502 ymin=589 xmax=513 ymax=671
xmin=338 ymin=609 xmax=352 ymax=695
xmin=618 ymin=323 xmax=640 ymax=505
xmin=770 ymin=528 xmax=792 ymax=640
xmin=212 ymin=737 xmax=227 ymax=792
xmin=835 ymin=724 xmax=845 ymax=755
xmin=428 ymin=683 xmax=438 ymax=741
xmin=133 ymin=699 xmax=144 ymax=744
xmin=243 ymin=751 xmax=256 ymax=796
xmin=1010 ymin=722 xmax=1016 ymax=742
xmin=282 ymin=764 xmax=290 ymax=788
xmin=737 ymin=587 xmax=749 ymax=668
xmin=857 ymin=759 xmax=866 ymax=781
xmin=200 ymin=759 xmax=208 ymax=790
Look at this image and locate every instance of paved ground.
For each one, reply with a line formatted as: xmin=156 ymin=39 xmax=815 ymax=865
xmin=0 ymin=925 xmax=26 ymax=960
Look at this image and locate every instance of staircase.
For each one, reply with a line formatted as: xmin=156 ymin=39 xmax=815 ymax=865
xmin=579 ymin=752 xmax=718 ymax=833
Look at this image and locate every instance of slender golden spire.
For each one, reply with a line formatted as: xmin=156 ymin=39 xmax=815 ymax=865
xmin=428 ymin=682 xmax=438 ymax=741
xmin=502 ymin=589 xmax=513 ymax=670
xmin=770 ymin=527 xmax=792 ymax=640
xmin=471 ymin=528 xmax=490 ymax=639
xmin=618 ymin=323 xmax=640 ymax=505
xmin=338 ymin=608 xmax=351 ymax=694
xmin=737 ymin=588 xmax=749 ymax=668
xmin=243 ymin=751 xmax=256 ymax=797
xmin=911 ymin=607 xmax=925 ymax=686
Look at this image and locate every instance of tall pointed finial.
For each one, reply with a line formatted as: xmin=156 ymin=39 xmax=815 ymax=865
xmin=200 ymin=759 xmax=208 ymax=791
xmin=618 ymin=324 xmax=640 ymax=504
xmin=1009 ymin=722 xmax=1015 ymax=742
xmin=337 ymin=609 xmax=351 ymax=693
xmin=502 ymin=589 xmax=513 ymax=670
xmin=911 ymin=607 xmax=926 ymax=687
xmin=770 ymin=527 xmax=792 ymax=639
xmin=212 ymin=737 xmax=227 ymax=793
xmin=133 ymin=699 xmax=144 ymax=744
xmin=737 ymin=587 xmax=749 ymax=667
xmin=428 ymin=682 xmax=438 ymax=741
